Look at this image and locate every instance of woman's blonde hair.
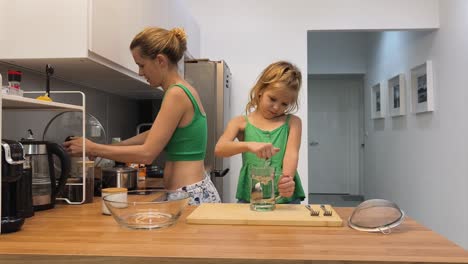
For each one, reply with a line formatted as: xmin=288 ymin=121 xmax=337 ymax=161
xmin=130 ymin=27 xmax=187 ymax=64
xmin=245 ymin=61 xmax=302 ymax=114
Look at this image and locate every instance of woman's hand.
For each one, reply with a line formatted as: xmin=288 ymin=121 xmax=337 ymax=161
xmin=248 ymin=142 xmax=280 ymax=159
xmin=277 ymin=174 xmax=295 ymax=198
xmin=63 ymin=137 xmax=95 ymax=157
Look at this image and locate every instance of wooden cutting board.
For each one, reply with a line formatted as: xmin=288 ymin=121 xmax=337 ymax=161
xmin=186 ymin=203 xmax=343 ymax=227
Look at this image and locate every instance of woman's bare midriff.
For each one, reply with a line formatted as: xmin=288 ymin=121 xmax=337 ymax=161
xmin=163 ymin=160 xmax=205 ymax=190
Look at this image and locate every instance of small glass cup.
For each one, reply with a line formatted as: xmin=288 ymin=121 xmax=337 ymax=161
xmin=250 ymin=165 xmax=275 ymax=211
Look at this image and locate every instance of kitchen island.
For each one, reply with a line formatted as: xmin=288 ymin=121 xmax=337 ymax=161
xmin=0 ymin=199 xmax=467 ymax=264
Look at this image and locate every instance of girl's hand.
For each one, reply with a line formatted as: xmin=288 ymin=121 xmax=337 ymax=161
xmin=248 ymin=142 xmax=280 ymax=159
xmin=63 ymin=137 xmax=95 ymax=157
xmin=278 ymin=174 xmax=295 ymax=198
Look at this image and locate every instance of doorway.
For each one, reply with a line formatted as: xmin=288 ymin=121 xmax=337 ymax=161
xmin=308 ymin=74 xmax=364 ymax=200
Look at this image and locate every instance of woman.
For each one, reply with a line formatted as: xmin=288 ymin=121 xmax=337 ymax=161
xmin=64 ymin=27 xmax=221 ymax=205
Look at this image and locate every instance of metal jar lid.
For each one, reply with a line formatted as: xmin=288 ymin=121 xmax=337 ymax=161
xmin=102 ymin=187 xmax=127 ymax=193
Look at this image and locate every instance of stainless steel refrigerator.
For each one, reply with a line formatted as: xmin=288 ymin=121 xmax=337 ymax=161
xmin=184 ymin=59 xmax=231 ymax=201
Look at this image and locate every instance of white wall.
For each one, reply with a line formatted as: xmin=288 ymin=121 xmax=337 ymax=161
xmin=186 ymin=0 xmax=439 ymax=203
xmin=308 ymin=32 xmax=369 ymax=74
xmin=364 ymin=0 xmax=468 ymax=249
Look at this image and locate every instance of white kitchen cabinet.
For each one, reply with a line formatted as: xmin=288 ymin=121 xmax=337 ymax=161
xmin=0 ymin=0 xmax=88 ymax=59
xmin=90 ymin=0 xmax=200 ymax=72
xmin=90 ymin=0 xmax=166 ymax=74
xmin=91 ymin=0 xmax=200 ymax=68
xmin=0 ymin=92 xmax=86 ymax=234
xmin=0 ymin=0 xmax=200 ymax=99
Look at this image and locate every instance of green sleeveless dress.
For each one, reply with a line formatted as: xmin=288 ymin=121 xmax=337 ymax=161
xmin=236 ymin=115 xmax=306 ymax=203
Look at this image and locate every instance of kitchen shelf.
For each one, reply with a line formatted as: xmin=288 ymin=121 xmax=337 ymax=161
xmin=1 ymin=94 xmax=83 ymax=111
xmin=0 ymin=91 xmax=87 ymax=234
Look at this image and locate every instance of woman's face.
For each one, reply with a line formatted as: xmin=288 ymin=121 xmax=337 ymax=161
xmin=131 ymin=47 xmax=163 ymax=87
xmin=258 ymin=86 xmax=294 ymax=119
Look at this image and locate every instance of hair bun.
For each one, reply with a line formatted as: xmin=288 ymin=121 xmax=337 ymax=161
xmin=170 ymin=27 xmax=187 ymax=42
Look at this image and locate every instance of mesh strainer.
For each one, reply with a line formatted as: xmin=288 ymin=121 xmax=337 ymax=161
xmin=348 ymin=199 xmax=405 ymax=234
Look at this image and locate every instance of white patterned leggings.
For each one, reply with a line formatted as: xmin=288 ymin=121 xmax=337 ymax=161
xmin=168 ymin=172 xmax=221 ymax=205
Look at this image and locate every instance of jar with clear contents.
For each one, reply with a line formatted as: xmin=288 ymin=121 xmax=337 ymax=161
xmin=250 ymin=165 xmax=276 ymax=211
xmin=101 ymin=187 xmax=127 ymax=215
xmin=63 ymin=159 xmax=94 ymax=203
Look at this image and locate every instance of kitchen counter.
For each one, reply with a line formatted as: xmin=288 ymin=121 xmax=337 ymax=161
xmin=0 ymin=199 xmax=467 ymax=264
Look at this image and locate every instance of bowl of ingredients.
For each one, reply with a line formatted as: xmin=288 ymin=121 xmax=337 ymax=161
xmin=103 ymin=189 xmax=190 ymax=230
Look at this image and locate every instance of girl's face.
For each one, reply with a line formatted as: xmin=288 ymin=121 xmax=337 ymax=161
xmin=131 ymin=47 xmax=164 ymax=87
xmin=258 ymin=86 xmax=295 ymax=119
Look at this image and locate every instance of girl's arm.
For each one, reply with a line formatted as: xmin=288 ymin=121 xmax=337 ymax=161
xmin=278 ymin=115 xmax=302 ymax=197
xmin=215 ymin=116 xmax=280 ymax=158
xmin=282 ymin=115 xmax=302 ymax=177
xmin=215 ymin=116 xmax=250 ymax=157
xmin=65 ymin=87 xmax=187 ymax=164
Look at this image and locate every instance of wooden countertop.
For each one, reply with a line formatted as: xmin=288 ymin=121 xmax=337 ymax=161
xmin=0 ymin=199 xmax=467 ymax=264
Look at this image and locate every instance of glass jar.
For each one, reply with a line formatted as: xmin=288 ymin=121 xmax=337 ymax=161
xmin=101 ymin=187 xmax=127 ymax=215
xmin=63 ymin=159 xmax=95 ymax=203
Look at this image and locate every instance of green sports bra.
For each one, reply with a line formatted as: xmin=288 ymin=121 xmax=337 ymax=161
xmin=164 ymin=84 xmax=207 ymax=161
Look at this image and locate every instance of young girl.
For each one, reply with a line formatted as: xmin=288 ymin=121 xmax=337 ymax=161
xmin=64 ymin=27 xmax=220 ymax=205
xmin=215 ymin=61 xmax=305 ymax=204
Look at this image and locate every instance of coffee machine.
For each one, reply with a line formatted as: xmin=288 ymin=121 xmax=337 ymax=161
xmin=1 ymin=139 xmax=26 ymax=233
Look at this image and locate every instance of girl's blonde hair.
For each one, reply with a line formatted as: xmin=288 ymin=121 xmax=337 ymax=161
xmin=245 ymin=61 xmax=302 ymax=114
xmin=130 ymin=27 xmax=187 ymax=64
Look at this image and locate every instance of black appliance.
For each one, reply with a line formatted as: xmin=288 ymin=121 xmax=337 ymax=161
xmin=1 ymin=139 xmax=26 ymax=233
xmin=17 ymin=155 xmax=34 ymax=218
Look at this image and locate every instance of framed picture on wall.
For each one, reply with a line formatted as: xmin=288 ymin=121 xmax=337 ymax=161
xmin=411 ymin=60 xmax=434 ymax=113
xmin=388 ymin=74 xmax=406 ymax=117
xmin=371 ymin=83 xmax=384 ymax=119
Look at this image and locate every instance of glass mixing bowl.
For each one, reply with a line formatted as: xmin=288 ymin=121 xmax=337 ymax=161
xmin=103 ymin=189 xmax=190 ymax=230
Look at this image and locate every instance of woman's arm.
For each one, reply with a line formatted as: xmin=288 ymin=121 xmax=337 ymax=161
xmin=65 ymin=87 xmax=188 ymax=164
xmin=113 ymin=130 xmax=149 ymax=146
xmin=278 ymin=115 xmax=302 ymax=197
